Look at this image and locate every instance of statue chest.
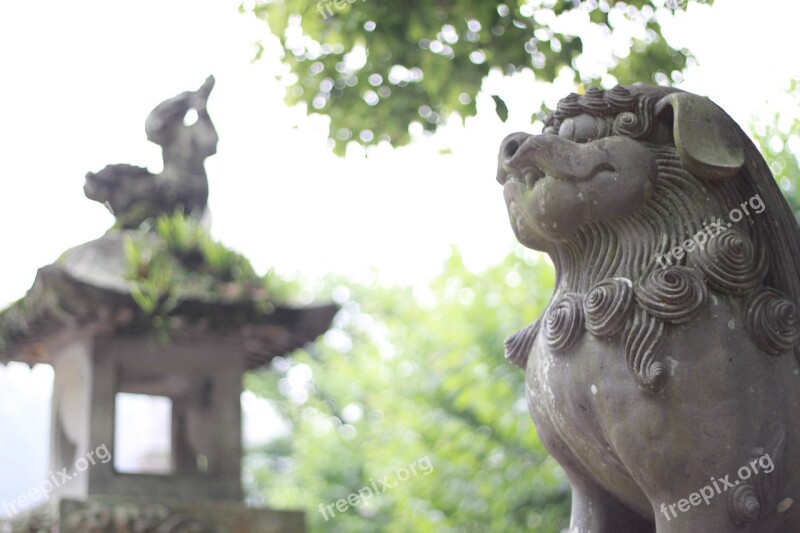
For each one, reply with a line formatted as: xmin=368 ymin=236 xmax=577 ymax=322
xmin=522 ymin=294 xmax=800 ymax=514
xmin=523 ymin=331 xmax=656 ymax=511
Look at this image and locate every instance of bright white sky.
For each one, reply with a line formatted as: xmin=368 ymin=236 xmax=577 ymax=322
xmin=0 ymin=0 xmax=798 ymax=513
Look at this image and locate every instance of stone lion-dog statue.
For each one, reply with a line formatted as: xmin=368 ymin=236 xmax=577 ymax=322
xmin=496 ymin=85 xmax=800 ymax=532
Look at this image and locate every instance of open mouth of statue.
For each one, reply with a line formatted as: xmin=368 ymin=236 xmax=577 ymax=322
xmin=501 ymin=165 xmax=547 ymax=189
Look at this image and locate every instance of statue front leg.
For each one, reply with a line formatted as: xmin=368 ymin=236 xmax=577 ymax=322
xmin=566 ymin=474 xmax=655 ymax=533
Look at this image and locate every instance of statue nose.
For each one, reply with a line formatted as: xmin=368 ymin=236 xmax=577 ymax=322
xmin=501 ymin=132 xmax=531 ymax=161
xmin=497 ymin=132 xmax=533 ymax=184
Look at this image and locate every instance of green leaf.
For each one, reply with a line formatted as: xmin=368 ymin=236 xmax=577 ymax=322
xmin=492 ymin=95 xmax=509 ymax=123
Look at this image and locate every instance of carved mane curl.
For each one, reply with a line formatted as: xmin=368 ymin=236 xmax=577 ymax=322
xmin=506 ymin=87 xmax=800 ymax=389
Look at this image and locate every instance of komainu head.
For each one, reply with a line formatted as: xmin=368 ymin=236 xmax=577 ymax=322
xmin=497 ymin=86 xmax=746 ymax=248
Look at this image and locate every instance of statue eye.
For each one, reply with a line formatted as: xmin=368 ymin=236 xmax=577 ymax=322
xmin=558 ymin=114 xmax=612 ymax=143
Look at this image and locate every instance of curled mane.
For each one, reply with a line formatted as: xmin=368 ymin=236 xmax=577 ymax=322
xmin=506 ymin=89 xmax=800 ymax=387
xmin=552 ymin=142 xmax=724 ymax=292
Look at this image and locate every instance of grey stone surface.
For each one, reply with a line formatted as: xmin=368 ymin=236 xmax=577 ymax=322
xmin=86 ymin=336 xmax=244 ymax=501
xmin=0 ymin=230 xmax=338 ymax=369
xmin=497 ymin=85 xmax=800 ymax=532
xmin=84 ymin=76 xmax=218 ymax=229
xmin=57 ymin=497 xmax=306 ymax=532
xmin=1 ymin=497 xmax=306 ymax=533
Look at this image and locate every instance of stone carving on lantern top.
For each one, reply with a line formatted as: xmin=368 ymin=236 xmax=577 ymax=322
xmin=496 ymin=85 xmax=800 ymax=532
xmin=84 ymin=76 xmax=218 ymax=229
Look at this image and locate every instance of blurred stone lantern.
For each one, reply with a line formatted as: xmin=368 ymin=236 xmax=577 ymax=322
xmin=0 ymin=77 xmax=336 ymax=532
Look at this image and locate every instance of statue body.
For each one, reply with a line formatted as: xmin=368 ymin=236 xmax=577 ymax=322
xmin=497 ymin=86 xmax=800 ymax=532
xmin=84 ymin=76 xmax=218 ymax=228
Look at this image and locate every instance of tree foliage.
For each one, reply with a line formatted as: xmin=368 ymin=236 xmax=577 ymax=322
xmin=749 ymin=78 xmax=800 ymax=219
xmin=244 ymin=0 xmax=710 ymax=154
xmin=244 ymin=248 xmax=570 ymax=532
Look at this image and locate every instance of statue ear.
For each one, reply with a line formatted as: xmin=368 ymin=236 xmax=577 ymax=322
xmin=655 ymin=92 xmax=744 ymax=180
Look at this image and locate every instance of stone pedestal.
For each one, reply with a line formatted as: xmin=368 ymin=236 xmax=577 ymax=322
xmin=58 ymin=497 xmax=305 ymax=532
